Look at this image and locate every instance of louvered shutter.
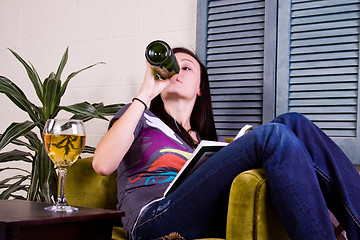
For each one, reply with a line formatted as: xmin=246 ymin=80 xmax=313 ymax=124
xmin=197 ymin=0 xmax=359 ymax=164
xmin=197 ymin=0 xmax=277 ymax=138
xmin=276 ymin=0 xmax=360 ymax=164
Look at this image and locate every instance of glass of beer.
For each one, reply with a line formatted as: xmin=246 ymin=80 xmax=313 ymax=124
xmin=43 ymin=119 xmax=86 ymax=212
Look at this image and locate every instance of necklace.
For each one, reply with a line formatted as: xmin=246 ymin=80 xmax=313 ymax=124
xmin=163 ymin=102 xmax=198 ymax=143
xmin=163 ymin=102 xmax=182 ymax=132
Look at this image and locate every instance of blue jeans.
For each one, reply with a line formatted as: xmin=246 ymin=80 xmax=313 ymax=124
xmin=132 ymin=113 xmax=360 ymax=240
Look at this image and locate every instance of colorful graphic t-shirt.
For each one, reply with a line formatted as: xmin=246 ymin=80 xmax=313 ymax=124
xmin=110 ymin=104 xmax=195 ymax=234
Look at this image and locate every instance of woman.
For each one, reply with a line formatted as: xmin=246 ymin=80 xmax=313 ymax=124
xmin=93 ymin=47 xmax=360 ymax=239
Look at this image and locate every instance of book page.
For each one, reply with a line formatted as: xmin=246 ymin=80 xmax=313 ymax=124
xmin=163 ymin=141 xmax=227 ymax=196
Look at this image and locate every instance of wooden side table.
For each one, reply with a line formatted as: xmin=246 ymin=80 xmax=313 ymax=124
xmin=0 ymin=200 xmax=124 ymax=240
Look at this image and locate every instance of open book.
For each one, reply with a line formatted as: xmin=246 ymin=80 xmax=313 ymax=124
xmin=163 ymin=124 xmax=253 ymax=197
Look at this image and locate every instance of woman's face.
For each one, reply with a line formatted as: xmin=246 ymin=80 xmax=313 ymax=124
xmin=161 ymin=52 xmax=201 ymax=102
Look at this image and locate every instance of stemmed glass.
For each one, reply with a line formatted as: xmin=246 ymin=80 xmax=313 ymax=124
xmin=43 ymin=119 xmax=86 ymax=212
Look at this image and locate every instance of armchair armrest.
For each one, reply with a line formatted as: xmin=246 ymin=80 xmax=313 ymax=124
xmin=65 ymin=157 xmax=118 ymax=210
xmin=226 ymin=169 xmax=289 ymax=240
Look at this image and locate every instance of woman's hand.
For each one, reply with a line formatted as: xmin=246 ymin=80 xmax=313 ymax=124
xmin=136 ymin=63 xmax=172 ymax=106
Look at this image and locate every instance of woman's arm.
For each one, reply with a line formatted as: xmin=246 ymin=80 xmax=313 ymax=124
xmin=92 ymin=101 xmax=145 ymax=175
xmin=92 ymin=64 xmax=171 ymax=176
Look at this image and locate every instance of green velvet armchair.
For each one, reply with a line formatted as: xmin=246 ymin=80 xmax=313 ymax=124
xmin=65 ymin=157 xmax=289 ymax=240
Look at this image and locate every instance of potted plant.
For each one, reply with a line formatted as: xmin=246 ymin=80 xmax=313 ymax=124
xmin=0 ymin=47 xmax=123 ymax=203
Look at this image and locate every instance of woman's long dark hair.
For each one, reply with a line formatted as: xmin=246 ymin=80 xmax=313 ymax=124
xmin=149 ymin=47 xmax=217 ymax=148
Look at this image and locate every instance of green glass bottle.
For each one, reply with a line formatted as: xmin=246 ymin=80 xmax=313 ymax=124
xmin=145 ymin=40 xmax=180 ymax=79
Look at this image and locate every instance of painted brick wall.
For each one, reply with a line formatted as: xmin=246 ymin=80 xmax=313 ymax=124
xmin=0 ymin=0 xmax=197 ymax=183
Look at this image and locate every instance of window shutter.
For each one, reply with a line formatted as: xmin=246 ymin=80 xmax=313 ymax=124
xmin=197 ymin=0 xmax=359 ymax=164
xmin=276 ymin=0 xmax=360 ymax=164
xmin=197 ymin=0 xmax=277 ymax=138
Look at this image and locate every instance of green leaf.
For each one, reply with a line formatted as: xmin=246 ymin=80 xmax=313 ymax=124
xmin=7 ymin=93 xmax=44 ymax=123
xmin=23 ymin=131 xmax=42 ymax=150
xmin=38 ymin=144 xmax=57 ymax=203
xmin=41 ymin=72 xmax=55 ymax=104
xmin=0 ymin=175 xmax=30 ymax=186
xmin=0 ymin=121 xmax=37 ymax=151
xmin=0 ymin=76 xmax=42 ymax=123
xmin=0 ymin=150 xmax=33 ymax=163
xmin=68 ymin=102 xmax=123 ymax=122
xmin=11 ymin=195 xmax=27 ymax=200
xmin=0 ymin=167 xmax=30 ymax=174
xmin=27 ymin=154 xmax=40 ymax=201
xmin=95 ymin=103 xmax=124 ymax=116
xmin=61 ymin=101 xmax=108 ymax=121
xmin=59 ymin=62 xmax=105 ymax=98
xmin=30 ymin=62 xmax=42 ymax=88
xmin=43 ymin=77 xmax=61 ymax=120
xmin=83 ymin=145 xmax=96 ymax=154
xmin=0 ymin=133 xmax=37 ymax=152
xmin=0 ymin=76 xmax=30 ymax=107
xmin=0 ymin=175 xmax=28 ymax=199
xmin=8 ymin=48 xmax=43 ymax=101
xmin=55 ymin=47 xmax=68 ymax=81
xmin=6 ymin=93 xmax=43 ymax=123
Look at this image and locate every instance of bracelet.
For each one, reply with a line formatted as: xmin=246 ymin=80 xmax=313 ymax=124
xmin=132 ymin=97 xmax=147 ymax=109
